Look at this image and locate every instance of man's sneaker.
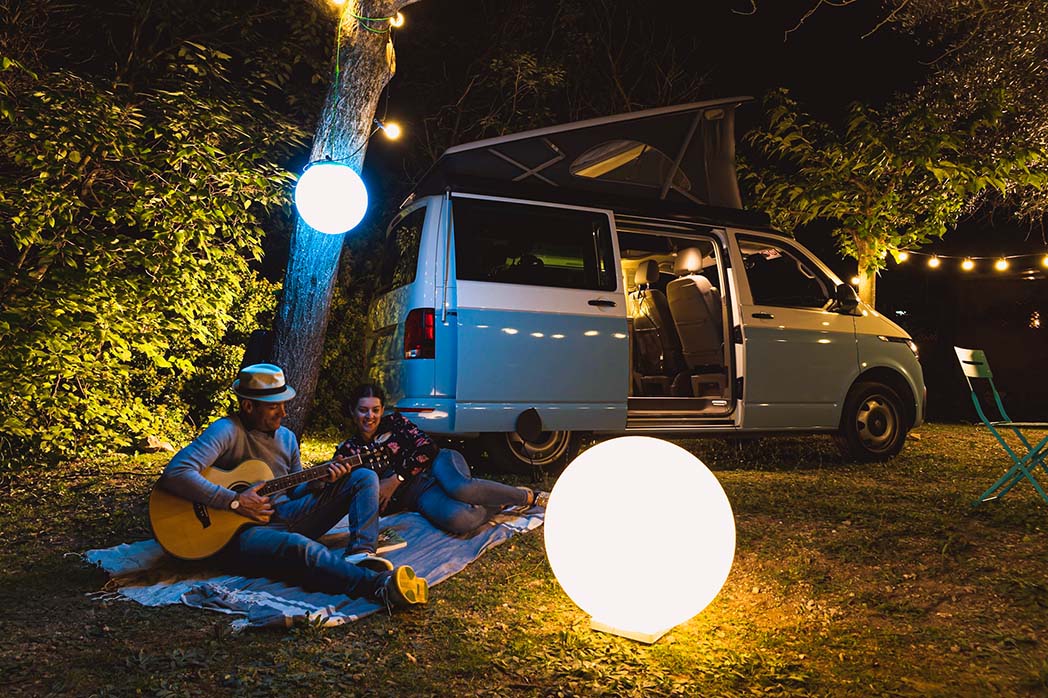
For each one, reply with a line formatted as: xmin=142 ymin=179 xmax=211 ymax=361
xmin=375 ymin=565 xmax=429 ymax=610
xmin=345 ymin=551 xmax=394 ymax=573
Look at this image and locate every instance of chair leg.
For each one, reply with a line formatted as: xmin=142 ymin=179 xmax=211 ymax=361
xmin=976 ymin=434 xmax=1048 ymax=506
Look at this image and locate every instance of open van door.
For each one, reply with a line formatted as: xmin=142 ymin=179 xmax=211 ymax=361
xmin=731 ymin=231 xmax=860 ymax=429
xmin=446 ymin=194 xmax=628 ymax=467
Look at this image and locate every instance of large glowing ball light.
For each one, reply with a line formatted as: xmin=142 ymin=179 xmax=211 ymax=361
xmin=544 ymin=436 xmax=735 ymax=643
xmin=293 ymin=161 xmax=368 ymax=235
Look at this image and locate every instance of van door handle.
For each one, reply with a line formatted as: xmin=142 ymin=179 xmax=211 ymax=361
xmin=751 ymin=312 xmax=774 ymax=319
xmin=588 ymin=299 xmax=616 ymax=307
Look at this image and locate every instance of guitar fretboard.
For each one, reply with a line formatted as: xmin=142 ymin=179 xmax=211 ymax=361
xmin=256 ymin=451 xmax=374 ymax=496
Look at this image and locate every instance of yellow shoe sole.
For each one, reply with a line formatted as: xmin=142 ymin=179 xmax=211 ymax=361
xmin=395 ymin=566 xmax=429 ymax=605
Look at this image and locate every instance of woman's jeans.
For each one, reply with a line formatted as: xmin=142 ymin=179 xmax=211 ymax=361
xmin=401 ymin=449 xmax=529 ymax=534
xmin=219 ymin=467 xmax=384 ymax=598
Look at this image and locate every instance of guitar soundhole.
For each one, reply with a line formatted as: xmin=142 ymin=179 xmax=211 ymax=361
xmin=193 ymin=502 xmax=212 ymax=529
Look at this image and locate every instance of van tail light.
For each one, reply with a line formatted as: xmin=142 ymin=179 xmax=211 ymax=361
xmin=404 ymin=308 xmax=435 ymax=359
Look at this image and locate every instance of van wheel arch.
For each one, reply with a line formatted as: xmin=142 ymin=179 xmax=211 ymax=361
xmin=834 ymin=369 xmax=914 ymax=462
xmin=481 ymin=430 xmax=581 ymax=475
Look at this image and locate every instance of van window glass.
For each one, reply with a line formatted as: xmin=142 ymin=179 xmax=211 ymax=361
xmin=570 ymin=140 xmax=691 ymax=192
xmin=737 ymin=236 xmax=832 ymax=308
xmin=377 ymin=207 xmax=426 ymax=293
xmin=453 ymin=197 xmax=616 ymax=291
xmin=617 ymin=232 xmax=721 ymax=317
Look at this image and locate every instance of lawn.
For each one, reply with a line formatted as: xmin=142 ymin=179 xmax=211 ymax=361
xmin=2 ymin=423 xmax=1047 ymax=697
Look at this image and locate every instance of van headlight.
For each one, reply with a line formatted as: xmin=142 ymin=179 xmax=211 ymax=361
xmin=877 ymin=335 xmax=919 ymax=359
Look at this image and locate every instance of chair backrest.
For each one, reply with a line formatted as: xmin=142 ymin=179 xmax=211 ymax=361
xmin=954 ymin=346 xmax=1010 ymax=423
xmin=667 ymin=247 xmax=723 ymax=370
xmin=631 ymin=260 xmax=682 ymax=375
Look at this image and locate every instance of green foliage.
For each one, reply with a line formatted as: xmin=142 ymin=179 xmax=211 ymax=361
xmin=742 ymin=89 xmax=1048 ymax=298
xmin=0 ymin=51 xmax=303 ymax=463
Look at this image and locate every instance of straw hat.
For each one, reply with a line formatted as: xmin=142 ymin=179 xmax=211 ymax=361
xmin=232 ymin=363 xmax=296 ymax=403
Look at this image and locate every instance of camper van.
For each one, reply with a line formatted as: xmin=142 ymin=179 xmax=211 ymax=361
xmin=363 ymin=98 xmax=926 ymax=472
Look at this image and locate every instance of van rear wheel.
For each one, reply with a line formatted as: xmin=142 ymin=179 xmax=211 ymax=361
xmin=834 ymin=381 xmax=908 ymax=462
xmin=482 ymin=430 xmax=580 ymax=475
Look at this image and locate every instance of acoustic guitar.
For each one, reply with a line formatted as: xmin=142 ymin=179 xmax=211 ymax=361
xmin=149 ymin=444 xmax=390 ymax=560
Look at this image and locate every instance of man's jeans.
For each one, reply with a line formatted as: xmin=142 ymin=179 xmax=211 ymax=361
xmin=220 ymin=467 xmax=383 ymax=598
xmin=402 ymin=449 xmax=529 ymax=534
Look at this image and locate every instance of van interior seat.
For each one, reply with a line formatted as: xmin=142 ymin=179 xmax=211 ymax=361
xmin=630 ymin=259 xmax=684 ymax=394
xmin=667 ymin=247 xmax=724 ymax=372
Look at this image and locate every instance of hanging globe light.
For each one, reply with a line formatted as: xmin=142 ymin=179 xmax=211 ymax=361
xmin=293 ymin=161 xmax=368 ymax=235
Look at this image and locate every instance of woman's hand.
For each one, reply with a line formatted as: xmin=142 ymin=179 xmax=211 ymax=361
xmin=378 ymin=475 xmax=401 ymax=513
xmin=236 ymin=482 xmax=274 ymax=523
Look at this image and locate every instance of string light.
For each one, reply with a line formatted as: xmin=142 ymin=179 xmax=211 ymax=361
xmin=390 ymin=12 xmax=406 ymax=28
xmin=377 ymin=120 xmax=402 ymax=140
xmin=893 ymin=249 xmax=1048 ymax=274
xmin=850 ymin=276 xmax=861 ymax=285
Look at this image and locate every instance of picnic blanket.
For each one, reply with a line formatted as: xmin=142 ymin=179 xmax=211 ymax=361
xmin=85 ymin=508 xmax=544 ymax=631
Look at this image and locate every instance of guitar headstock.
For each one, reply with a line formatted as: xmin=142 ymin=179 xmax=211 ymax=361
xmin=360 ymin=439 xmax=392 ymax=470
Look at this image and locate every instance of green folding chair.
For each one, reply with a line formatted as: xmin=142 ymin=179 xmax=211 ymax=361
xmin=954 ymin=347 xmax=1048 ymax=505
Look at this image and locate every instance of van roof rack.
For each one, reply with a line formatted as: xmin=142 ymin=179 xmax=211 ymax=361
xmin=408 ymin=97 xmax=755 ymax=213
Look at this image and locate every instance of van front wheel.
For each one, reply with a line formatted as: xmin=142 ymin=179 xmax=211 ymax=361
xmin=834 ymin=381 xmax=908 ymax=461
xmin=482 ymin=430 xmax=580 ymax=475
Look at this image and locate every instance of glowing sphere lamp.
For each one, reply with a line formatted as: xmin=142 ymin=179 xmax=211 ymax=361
xmin=544 ymin=436 xmax=735 ymax=643
xmin=293 ymin=161 xmax=368 ymax=234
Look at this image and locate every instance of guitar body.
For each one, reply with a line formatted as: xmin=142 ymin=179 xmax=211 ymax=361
xmin=149 ymin=459 xmax=274 ymax=560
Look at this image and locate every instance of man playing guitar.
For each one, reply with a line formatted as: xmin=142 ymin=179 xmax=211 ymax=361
xmin=154 ymin=363 xmax=428 ymax=609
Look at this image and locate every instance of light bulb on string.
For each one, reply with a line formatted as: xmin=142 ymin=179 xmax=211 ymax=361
xmin=897 ymin=251 xmax=910 ymax=262
xmin=995 ymin=258 xmax=1009 ymax=272
xmin=1042 ymin=254 xmax=1048 ymax=268
xmin=927 ymin=256 xmax=941 ymax=269
xmin=390 ymin=12 xmax=405 ymax=27
xmin=379 ymin=120 xmax=402 ymax=140
xmin=961 ymin=258 xmax=975 ymax=271
xmin=850 ymin=276 xmax=861 ymax=286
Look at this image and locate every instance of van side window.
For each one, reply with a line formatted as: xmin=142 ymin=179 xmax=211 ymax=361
xmin=738 ymin=236 xmax=832 ymax=308
xmin=377 ymin=207 xmax=426 ymax=293
xmin=453 ymin=197 xmax=616 ymax=291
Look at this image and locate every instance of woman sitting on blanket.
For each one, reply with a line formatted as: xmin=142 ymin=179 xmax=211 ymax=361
xmin=335 ymin=384 xmax=548 ymax=535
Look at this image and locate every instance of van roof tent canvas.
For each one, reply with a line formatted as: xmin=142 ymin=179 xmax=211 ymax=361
xmin=408 ymin=97 xmax=767 ymax=226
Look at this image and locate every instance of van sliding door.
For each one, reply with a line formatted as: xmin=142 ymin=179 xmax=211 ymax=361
xmin=447 ymin=194 xmax=628 ymax=433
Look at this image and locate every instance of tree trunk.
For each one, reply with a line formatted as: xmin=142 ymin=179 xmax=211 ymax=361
xmin=272 ymin=0 xmax=416 ymax=435
xmin=852 ymin=233 xmax=878 ymax=309
xmin=857 ymin=270 xmax=876 ymax=308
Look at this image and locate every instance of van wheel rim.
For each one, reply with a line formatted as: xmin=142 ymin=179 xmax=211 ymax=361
xmin=855 ymin=395 xmax=898 ymax=452
xmin=505 ymin=431 xmax=570 ymax=466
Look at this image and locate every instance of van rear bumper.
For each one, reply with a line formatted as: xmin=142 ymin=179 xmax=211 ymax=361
xmin=394 ymin=399 xmax=456 ymax=433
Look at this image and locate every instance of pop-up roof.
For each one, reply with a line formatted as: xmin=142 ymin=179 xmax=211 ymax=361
xmin=410 ymin=97 xmax=750 ymax=210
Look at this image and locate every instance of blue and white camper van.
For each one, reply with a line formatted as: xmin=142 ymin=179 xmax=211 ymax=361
xmin=363 ymin=98 xmax=926 ymax=471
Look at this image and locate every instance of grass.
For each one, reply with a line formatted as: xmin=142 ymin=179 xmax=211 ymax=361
xmin=2 ymin=423 xmax=1048 ymax=696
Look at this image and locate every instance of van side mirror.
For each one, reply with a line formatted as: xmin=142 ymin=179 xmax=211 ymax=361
xmin=831 ymin=283 xmax=860 ymax=314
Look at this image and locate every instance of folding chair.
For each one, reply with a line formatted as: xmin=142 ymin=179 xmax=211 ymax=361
xmin=954 ymin=347 xmax=1048 ymax=505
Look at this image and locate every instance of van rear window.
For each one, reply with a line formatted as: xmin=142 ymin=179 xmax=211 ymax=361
xmin=453 ymin=197 xmax=616 ymax=291
xmin=377 ymin=207 xmax=426 ymax=294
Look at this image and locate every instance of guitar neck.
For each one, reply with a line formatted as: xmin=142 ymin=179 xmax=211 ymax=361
xmin=257 ymin=451 xmax=372 ymax=496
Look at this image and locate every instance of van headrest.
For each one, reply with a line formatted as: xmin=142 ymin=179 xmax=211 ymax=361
xmin=674 ymin=247 xmax=704 ymax=275
xmin=634 ymin=260 xmax=660 ymax=287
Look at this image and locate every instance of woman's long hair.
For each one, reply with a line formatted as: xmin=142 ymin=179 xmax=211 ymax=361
xmin=344 ymin=383 xmax=386 ymax=438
